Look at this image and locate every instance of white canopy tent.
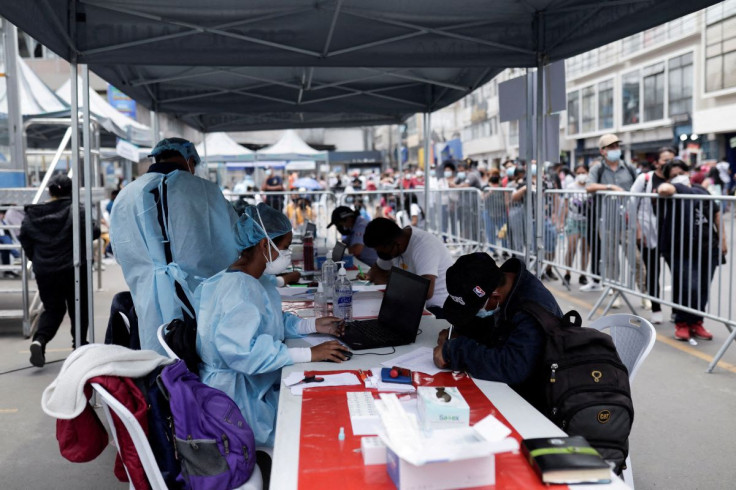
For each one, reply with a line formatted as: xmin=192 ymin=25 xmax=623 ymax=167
xmin=0 ymin=57 xmax=67 ymax=116
xmin=195 ymin=132 xmax=254 ymax=162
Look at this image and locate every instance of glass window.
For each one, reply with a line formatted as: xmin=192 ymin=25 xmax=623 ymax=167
xmin=668 ymin=53 xmax=693 ymax=117
xmin=509 ymin=121 xmax=519 ymax=146
xmin=705 ymin=13 xmax=736 ymax=92
xmin=567 ymin=90 xmax=580 ymax=135
xmin=490 ymin=116 xmax=498 ymax=135
xmin=622 ymin=71 xmax=640 ymax=125
xmin=643 ymin=63 xmax=665 ymax=121
xmin=581 ymin=86 xmax=596 ymax=133
xmin=598 ymin=79 xmax=614 ymax=129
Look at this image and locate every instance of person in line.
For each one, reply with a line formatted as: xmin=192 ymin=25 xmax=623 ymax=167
xmin=433 ymin=252 xmax=562 ymax=411
xmin=20 ymin=175 xmax=100 ymax=367
xmin=629 ymin=146 xmax=677 ymax=324
xmin=0 ymin=205 xmax=21 ymax=277
xmin=110 ymin=137 xmax=239 ymax=354
xmin=583 ymin=133 xmax=638 ymax=292
xmin=261 ymin=168 xmax=285 ymax=211
xmin=327 ymin=206 xmax=379 ymax=267
xmin=364 ymin=217 xmax=453 ymax=318
xmin=560 ymin=163 xmax=591 ymax=286
xmin=657 ymin=161 xmax=727 ymax=342
xmin=285 ymin=192 xmax=313 ymax=228
xmin=196 ymin=204 xmax=349 ymax=447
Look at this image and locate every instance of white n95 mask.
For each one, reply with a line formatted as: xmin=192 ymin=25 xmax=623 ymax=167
xmin=264 ymin=249 xmax=292 ymax=275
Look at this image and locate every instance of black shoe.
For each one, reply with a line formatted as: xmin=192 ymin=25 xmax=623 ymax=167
xmin=545 ymin=268 xmax=558 ymax=281
xmin=579 ymin=275 xmax=589 ymax=285
xmin=562 ymin=273 xmax=571 ymax=286
xmin=3 ymin=271 xmax=19 ymax=279
xmin=30 ymin=340 xmax=45 ymax=368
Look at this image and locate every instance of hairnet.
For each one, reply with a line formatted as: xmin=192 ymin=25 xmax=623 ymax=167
xmin=234 ymin=203 xmax=292 ymax=250
xmin=148 ymin=137 xmax=201 ymax=166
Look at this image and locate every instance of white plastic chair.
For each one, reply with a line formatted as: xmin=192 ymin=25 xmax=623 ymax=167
xmin=156 ymin=323 xmax=271 ymax=488
xmin=589 ymin=313 xmax=656 ymax=489
xmin=93 ymin=382 xmax=263 ymax=490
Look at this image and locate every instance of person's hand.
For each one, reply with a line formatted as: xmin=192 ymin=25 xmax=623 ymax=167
xmin=722 ymin=240 xmax=728 ymax=255
xmin=311 ymin=340 xmax=351 ymax=362
xmin=280 ymin=271 xmax=301 ymax=285
xmin=316 ymin=316 xmax=345 ymax=336
xmin=355 ymin=272 xmax=367 ymax=281
xmin=433 ymin=344 xmax=448 ymax=369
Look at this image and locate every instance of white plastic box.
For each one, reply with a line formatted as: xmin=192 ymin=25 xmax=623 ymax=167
xmin=386 ymin=446 xmax=495 ymax=489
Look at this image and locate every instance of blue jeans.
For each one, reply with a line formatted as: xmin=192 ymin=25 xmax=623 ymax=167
xmin=0 ymin=235 xmax=20 ymax=265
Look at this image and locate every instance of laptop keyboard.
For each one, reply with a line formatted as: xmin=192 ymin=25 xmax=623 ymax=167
xmin=345 ymin=319 xmax=401 ymax=343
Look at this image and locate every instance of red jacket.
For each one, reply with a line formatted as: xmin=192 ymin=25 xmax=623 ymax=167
xmin=56 ymin=375 xmax=151 ymax=490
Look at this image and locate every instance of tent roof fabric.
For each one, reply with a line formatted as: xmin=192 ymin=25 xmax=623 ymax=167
xmin=196 ymin=132 xmax=254 ymax=161
xmin=259 ymin=130 xmax=321 ymax=156
xmin=0 ymin=1 xmax=720 ymax=131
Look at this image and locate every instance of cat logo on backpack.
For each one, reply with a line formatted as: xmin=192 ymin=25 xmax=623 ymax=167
xmin=597 ymin=410 xmax=611 ymax=424
xmin=591 ymin=370 xmax=602 ymax=382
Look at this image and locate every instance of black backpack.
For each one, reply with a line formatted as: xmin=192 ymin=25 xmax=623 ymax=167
xmin=522 ymin=301 xmax=634 ymax=474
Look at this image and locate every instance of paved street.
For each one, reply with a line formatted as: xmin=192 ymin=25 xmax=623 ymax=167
xmin=0 ymin=261 xmax=735 ymax=489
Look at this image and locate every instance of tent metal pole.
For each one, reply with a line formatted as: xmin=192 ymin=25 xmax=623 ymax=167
xmin=2 ymin=20 xmax=25 ymax=178
xmin=535 ymin=59 xmax=545 ymax=278
xmin=82 ymin=65 xmax=95 ymax=342
xmin=70 ymin=61 xmax=82 ymax=350
xmin=524 ymin=69 xmax=534 ymax=266
xmin=423 ymin=112 xmax=431 ymax=231
xmin=397 ymin=125 xmax=404 ymax=206
xmin=202 ymin=131 xmax=208 ymax=180
xmin=152 ymin=110 xmax=160 ymax=143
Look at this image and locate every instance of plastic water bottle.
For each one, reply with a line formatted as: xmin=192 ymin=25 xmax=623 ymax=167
xmin=321 ymin=255 xmax=336 ymax=302
xmin=333 ymin=261 xmax=353 ymax=321
xmin=313 ymin=281 xmax=329 ymax=318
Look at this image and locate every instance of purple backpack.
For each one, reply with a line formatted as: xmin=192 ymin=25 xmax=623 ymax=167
xmin=160 ymin=360 xmax=256 ymax=489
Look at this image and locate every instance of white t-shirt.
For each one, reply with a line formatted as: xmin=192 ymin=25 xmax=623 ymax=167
xmin=375 ymin=227 xmax=453 ymax=308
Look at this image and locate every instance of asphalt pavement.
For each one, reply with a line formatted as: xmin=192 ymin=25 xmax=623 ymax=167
xmin=0 ymin=260 xmax=735 ymax=489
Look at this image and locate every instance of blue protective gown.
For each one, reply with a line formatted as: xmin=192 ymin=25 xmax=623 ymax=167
xmin=110 ymin=169 xmax=239 ymax=354
xmin=195 ymin=271 xmax=303 ymax=447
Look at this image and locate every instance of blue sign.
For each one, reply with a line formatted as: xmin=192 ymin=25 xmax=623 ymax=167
xmin=107 ymin=85 xmax=137 ymax=119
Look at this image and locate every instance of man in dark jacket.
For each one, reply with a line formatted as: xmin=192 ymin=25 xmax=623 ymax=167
xmin=20 ymin=174 xmax=99 ymax=367
xmin=433 ymin=253 xmax=562 ymax=410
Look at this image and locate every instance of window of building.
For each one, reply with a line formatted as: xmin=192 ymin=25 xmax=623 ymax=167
xmin=509 ymin=121 xmax=519 ymax=146
xmin=490 ymin=116 xmax=498 ymax=135
xmin=598 ymin=79 xmax=614 ymax=130
xmin=705 ymin=9 xmax=736 ymax=92
xmin=622 ymin=71 xmax=640 ymax=125
xmin=567 ymin=90 xmax=580 ymax=134
xmin=581 ymin=86 xmax=596 ymax=133
xmin=668 ymin=52 xmax=693 ymax=117
xmin=643 ymin=62 xmax=665 ymax=121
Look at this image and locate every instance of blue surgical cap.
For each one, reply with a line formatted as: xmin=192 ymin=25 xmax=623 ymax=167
xmin=234 ymin=203 xmax=293 ymax=250
xmin=148 ymin=137 xmax=201 ymax=166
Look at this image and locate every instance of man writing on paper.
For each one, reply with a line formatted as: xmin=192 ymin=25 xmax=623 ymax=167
xmin=433 ymin=252 xmax=562 ymax=409
xmin=364 ymin=217 xmax=453 ymax=318
xmin=326 ymin=206 xmax=378 ymax=267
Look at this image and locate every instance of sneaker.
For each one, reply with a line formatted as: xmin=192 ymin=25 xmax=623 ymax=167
xmin=30 ymin=340 xmax=45 ymax=368
xmin=578 ymin=275 xmax=589 ymax=285
xmin=690 ymin=322 xmax=713 ymax=341
xmin=545 ymin=268 xmax=558 ymax=281
xmin=674 ymin=323 xmax=690 ymax=341
xmin=650 ymin=311 xmax=663 ymax=324
xmin=580 ymin=281 xmax=603 ymax=292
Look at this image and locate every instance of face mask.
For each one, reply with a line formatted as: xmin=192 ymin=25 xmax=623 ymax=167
xmin=255 ymin=207 xmax=292 ymax=275
xmin=476 ymin=306 xmax=497 ymax=318
xmin=670 ymin=174 xmax=690 ymax=186
xmin=606 ymin=149 xmax=621 ymax=162
xmin=457 ymin=172 xmax=466 ymax=179
xmin=444 ymin=170 xmax=453 ymax=178
xmin=506 ymin=167 xmax=515 ymax=177
xmin=337 ymin=226 xmax=351 ymax=235
xmin=576 ymin=173 xmax=587 ymax=184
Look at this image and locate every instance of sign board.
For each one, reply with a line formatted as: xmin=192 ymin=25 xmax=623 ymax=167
xmin=498 ymin=60 xmax=566 ymax=122
xmin=107 ymin=85 xmax=137 ymax=119
xmin=116 ymin=139 xmax=140 ymax=163
xmin=518 ymin=114 xmax=561 ymax=162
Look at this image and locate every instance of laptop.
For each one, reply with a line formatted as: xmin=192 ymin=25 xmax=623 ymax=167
xmin=339 ymin=267 xmax=430 ymax=350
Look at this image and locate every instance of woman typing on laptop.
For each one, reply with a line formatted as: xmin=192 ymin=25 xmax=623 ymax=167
xmin=195 ymin=203 xmax=350 ymax=448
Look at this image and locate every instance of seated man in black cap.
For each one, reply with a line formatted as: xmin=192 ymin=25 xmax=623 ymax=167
xmin=434 ymin=253 xmax=562 ymax=410
xmin=327 ymin=205 xmax=378 ymax=267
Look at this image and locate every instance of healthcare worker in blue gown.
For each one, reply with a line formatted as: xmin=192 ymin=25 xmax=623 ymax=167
xmin=110 ymin=137 xmax=239 ymax=354
xmin=196 ymin=203 xmax=351 ymax=447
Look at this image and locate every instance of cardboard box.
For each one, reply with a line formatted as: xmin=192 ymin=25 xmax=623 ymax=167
xmin=416 ymin=386 xmax=469 ymax=431
xmin=386 ymin=445 xmax=495 ymax=489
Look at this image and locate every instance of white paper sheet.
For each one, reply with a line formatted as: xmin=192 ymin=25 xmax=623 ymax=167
xmin=299 ymin=334 xmax=347 ymax=347
xmin=381 ymin=347 xmax=449 ymax=376
xmin=352 ymin=285 xmax=386 ymax=293
xmin=277 ymin=286 xmax=316 ymax=299
xmin=283 ymin=371 xmax=361 ymax=395
xmin=352 ymin=292 xmax=383 ymax=318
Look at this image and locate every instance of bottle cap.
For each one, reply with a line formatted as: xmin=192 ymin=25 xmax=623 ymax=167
xmin=338 ymin=426 xmax=345 ymax=441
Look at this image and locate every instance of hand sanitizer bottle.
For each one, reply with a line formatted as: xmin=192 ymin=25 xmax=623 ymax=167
xmin=313 ymin=281 xmax=328 ymax=318
xmin=333 ymin=261 xmax=353 ymax=322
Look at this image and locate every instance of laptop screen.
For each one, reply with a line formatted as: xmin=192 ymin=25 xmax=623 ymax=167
xmin=332 ymin=241 xmax=347 ymax=262
xmin=378 ymin=267 xmax=430 ymax=339
xmin=305 ymin=222 xmax=317 ymax=238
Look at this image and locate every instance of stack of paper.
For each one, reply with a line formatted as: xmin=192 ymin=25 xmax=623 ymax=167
xmin=381 ymin=347 xmax=449 ymax=376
